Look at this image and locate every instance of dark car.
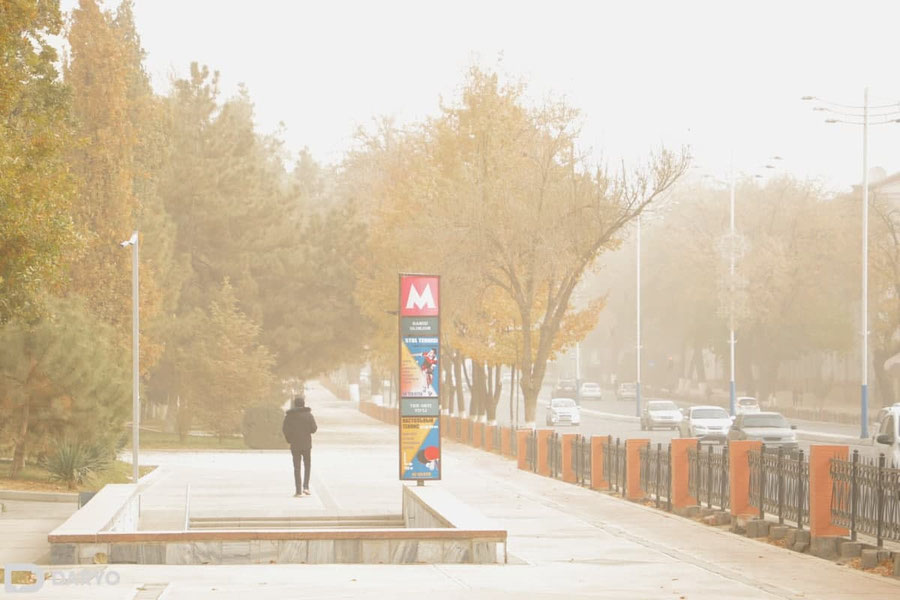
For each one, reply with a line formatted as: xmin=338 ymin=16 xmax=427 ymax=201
xmin=553 ymin=379 xmax=578 ymax=401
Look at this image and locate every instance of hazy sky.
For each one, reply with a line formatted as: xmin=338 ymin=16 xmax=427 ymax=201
xmin=64 ymin=0 xmax=900 ymax=191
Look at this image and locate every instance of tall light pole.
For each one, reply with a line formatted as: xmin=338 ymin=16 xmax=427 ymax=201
xmin=728 ymin=160 xmax=736 ymax=417
xmin=803 ymin=90 xmax=900 ymax=438
xmin=636 ymin=213 xmax=642 ymax=418
xmin=120 ymin=231 xmax=139 ymax=484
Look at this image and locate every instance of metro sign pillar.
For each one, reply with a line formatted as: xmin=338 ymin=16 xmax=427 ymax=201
xmin=398 ymin=274 xmax=441 ymax=482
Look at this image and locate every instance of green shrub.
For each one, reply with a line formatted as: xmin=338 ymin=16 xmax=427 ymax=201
xmin=241 ymin=404 xmax=288 ymax=449
xmin=41 ymin=439 xmax=112 ymax=490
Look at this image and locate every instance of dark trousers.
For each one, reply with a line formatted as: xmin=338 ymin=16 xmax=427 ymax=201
xmin=291 ymin=446 xmax=311 ymax=492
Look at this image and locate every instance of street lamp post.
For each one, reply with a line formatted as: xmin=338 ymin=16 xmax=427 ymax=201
xmin=803 ymin=89 xmax=900 ymax=438
xmin=120 ymin=231 xmax=139 ymax=484
xmin=728 ymin=161 xmax=736 ymax=417
xmin=636 ymin=213 xmax=642 ymax=418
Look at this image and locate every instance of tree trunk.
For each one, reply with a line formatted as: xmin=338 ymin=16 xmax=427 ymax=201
xmin=508 ymin=364 xmax=515 ymax=424
xmin=485 ymin=365 xmax=501 ymax=424
xmin=176 ymin=396 xmax=191 ymax=441
xmin=10 ymin=399 xmax=30 ymax=479
xmin=453 ymin=352 xmax=465 ymax=415
xmin=470 ymin=360 xmax=484 ymax=419
xmin=440 ymin=348 xmax=453 ymax=412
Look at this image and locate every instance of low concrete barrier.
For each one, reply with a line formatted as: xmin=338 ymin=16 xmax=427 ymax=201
xmin=48 ymin=481 xmax=506 ymax=565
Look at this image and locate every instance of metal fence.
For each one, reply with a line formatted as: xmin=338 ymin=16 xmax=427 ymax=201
xmin=640 ymin=442 xmax=672 ymax=510
xmin=749 ymin=446 xmax=808 ymax=528
xmin=510 ymin=427 xmax=518 ymax=456
xmin=605 ymin=436 xmax=626 ymax=496
xmin=572 ymin=434 xmax=591 ymax=487
xmin=525 ymin=429 xmax=537 ymax=472
xmin=688 ymin=444 xmax=730 ymax=511
xmin=492 ymin=426 xmax=501 ymax=452
xmin=831 ymin=451 xmax=900 ymax=546
xmin=549 ymin=432 xmax=562 ymax=479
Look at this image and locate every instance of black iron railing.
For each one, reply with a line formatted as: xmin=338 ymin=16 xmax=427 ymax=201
xmin=688 ymin=443 xmax=730 ymax=511
xmin=749 ymin=446 xmax=808 ymax=528
xmin=548 ymin=432 xmax=562 ymax=478
xmin=510 ymin=427 xmax=518 ymax=456
xmin=605 ymin=436 xmax=626 ymax=496
xmin=640 ymin=442 xmax=672 ymax=510
xmin=831 ymin=451 xmax=900 ymax=546
xmin=526 ymin=429 xmax=537 ymax=472
xmin=493 ymin=426 xmax=501 ymax=452
xmin=572 ymin=434 xmax=592 ymax=487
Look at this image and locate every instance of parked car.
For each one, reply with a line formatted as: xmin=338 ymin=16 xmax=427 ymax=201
xmin=727 ymin=412 xmax=798 ymax=449
xmin=735 ymin=396 xmax=761 ymax=416
xmin=641 ymin=400 xmax=683 ymax=431
xmin=873 ymin=405 xmax=900 ymax=467
xmin=579 ymin=382 xmax=603 ymax=400
xmin=616 ymin=382 xmax=637 ymax=401
xmin=545 ymin=397 xmax=581 ymax=427
xmin=678 ymin=405 xmax=731 ymax=443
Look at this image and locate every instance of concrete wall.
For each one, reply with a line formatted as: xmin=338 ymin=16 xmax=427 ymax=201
xmin=49 ymin=484 xmax=505 ymax=565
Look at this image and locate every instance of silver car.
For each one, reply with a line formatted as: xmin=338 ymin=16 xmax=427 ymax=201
xmin=545 ymin=397 xmax=581 ymax=427
xmin=641 ymin=400 xmax=683 ymax=431
xmin=727 ymin=412 xmax=798 ymax=449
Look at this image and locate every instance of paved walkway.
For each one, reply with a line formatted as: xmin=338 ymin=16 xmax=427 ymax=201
xmin=0 ymin=498 xmax=76 ymax=565
xmin=3 ymin=381 xmax=899 ymax=599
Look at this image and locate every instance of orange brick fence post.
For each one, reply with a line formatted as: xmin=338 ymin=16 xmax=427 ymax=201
xmin=516 ymin=430 xmax=531 ymax=470
xmin=473 ymin=421 xmax=483 ymax=448
xmin=536 ymin=429 xmax=552 ymax=476
xmin=626 ymin=439 xmax=649 ymax=500
xmin=485 ymin=425 xmax=496 ymax=452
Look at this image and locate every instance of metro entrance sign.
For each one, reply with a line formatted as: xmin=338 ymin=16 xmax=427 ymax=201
xmin=398 ymin=274 xmax=441 ymax=481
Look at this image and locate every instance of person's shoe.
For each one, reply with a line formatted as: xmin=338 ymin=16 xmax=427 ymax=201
xmin=294 ymin=493 xmax=303 ymax=498
xmin=302 ymin=488 xmax=311 ymax=495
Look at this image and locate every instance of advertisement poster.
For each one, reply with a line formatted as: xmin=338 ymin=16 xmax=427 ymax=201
xmin=400 ymin=416 xmax=440 ymax=480
xmin=400 ymin=336 xmax=439 ymax=397
xmin=399 ymin=274 xmax=441 ymax=481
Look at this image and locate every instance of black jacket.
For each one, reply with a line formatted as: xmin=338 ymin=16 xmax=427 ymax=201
xmin=282 ymin=407 xmax=318 ymax=450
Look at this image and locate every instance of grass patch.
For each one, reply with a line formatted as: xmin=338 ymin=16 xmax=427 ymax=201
xmin=125 ymin=429 xmax=247 ymax=450
xmin=0 ymin=459 xmax=155 ymax=493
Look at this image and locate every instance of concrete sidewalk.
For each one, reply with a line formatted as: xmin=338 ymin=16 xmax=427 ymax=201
xmin=4 ymin=381 xmax=899 ymax=599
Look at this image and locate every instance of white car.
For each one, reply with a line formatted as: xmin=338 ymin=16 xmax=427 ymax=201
xmin=873 ymin=405 xmax=900 ymax=467
xmin=727 ymin=412 xmax=798 ymax=450
xmin=735 ymin=396 xmax=760 ymax=415
xmin=617 ymin=382 xmax=637 ymax=401
xmin=679 ymin=405 xmax=732 ymax=443
xmin=579 ymin=382 xmax=603 ymax=400
xmin=641 ymin=400 xmax=683 ymax=431
xmin=545 ymin=397 xmax=581 ymax=427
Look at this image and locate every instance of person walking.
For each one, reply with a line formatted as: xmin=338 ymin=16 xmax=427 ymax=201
xmin=282 ymin=393 xmax=317 ymax=497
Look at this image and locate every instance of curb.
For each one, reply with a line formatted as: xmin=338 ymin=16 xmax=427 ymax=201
xmin=796 ymin=430 xmax=872 ymax=445
xmin=580 ymin=408 xmax=640 ymax=423
xmin=0 ymin=489 xmax=78 ymax=503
